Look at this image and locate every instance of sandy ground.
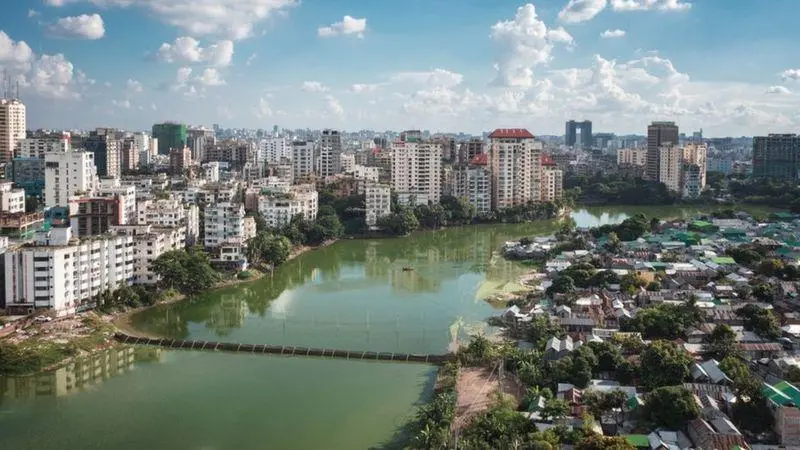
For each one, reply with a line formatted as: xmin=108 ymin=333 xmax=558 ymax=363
xmin=4 ymin=313 xmax=98 ymax=345
xmin=452 ymin=366 xmax=524 ymax=431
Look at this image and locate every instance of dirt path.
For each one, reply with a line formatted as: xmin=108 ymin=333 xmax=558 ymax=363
xmin=452 ymin=366 xmax=525 ymax=432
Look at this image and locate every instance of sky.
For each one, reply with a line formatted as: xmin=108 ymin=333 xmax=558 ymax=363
xmin=2 ymin=0 xmax=800 ymax=137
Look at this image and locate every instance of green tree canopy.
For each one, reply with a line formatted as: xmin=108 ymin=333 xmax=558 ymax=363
xmin=640 ymin=340 xmax=692 ymax=390
xmin=644 ymin=386 xmax=699 ymax=429
xmin=704 ymin=324 xmax=738 ymax=360
xmin=151 ymin=248 xmax=220 ymax=294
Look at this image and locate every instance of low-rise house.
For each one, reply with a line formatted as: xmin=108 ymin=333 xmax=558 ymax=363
xmin=544 ymin=336 xmax=581 ymax=360
xmin=687 ymin=417 xmax=749 ymax=450
xmin=690 ymin=359 xmax=733 ymax=385
xmin=763 ymin=380 xmax=800 ymax=446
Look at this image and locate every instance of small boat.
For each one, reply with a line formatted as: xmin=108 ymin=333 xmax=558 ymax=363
xmin=402 ymin=266 xmax=414 ymax=272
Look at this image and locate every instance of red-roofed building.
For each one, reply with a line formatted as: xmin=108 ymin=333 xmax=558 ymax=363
xmin=488 ymin=128 xmax=535 ymax=139
xmin=471 ymin=153 xmax=489 ymax=166
xmin=541 ymin=153 xmax=557 ymax=167
xmin=540 ymin=153 xmax=564 ymax=202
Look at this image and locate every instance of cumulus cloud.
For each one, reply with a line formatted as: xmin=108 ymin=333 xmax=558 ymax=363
xmin=254 ymin=97 xmax=274 ymax=118
xmin=48 ymin=14 xmax=105 ymax=40
xmin=390 ymin=69 xmax=464 ymax=88
xmin=44 ymin=0 xmax=298 ymax=40
xmin=197 ymin=68 xmax=225 ymax=86
xmin=491 ymin=4 xmax=574 ymax=88
xmin=766 ymin=85 xmax=791 ymax=95
xmin=324 ymin=95 xmax=345 ymax=117
xmin=559 ymin=0 xmax=690 ymax=23
xmin=157 ymin=37 xmax=234 ymax=67
xmin=601 ymin=29 xmax=626 ymax=38
xmin=301 ymin=81 xmax=329 ymax=92
xmin=350 ymin=83 xmax=380 ymax=93
xmin=780 ymin=69 xmax=800 ymax=81
xmin=318 ymin=16 xmax=367 ymax=38
xmin=126 ymin=78 xmax=143 ymax=93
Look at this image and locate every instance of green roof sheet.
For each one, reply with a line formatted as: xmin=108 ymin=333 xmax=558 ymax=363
xmin=625 ymin=435 xmax=650 ymax=447
xmin=713 ymin=257 xmax=737 ymax=265
xmin=764 ymin=381 xmax=800 ymax=406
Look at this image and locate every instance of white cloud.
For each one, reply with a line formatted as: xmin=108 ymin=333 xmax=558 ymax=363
xmin=601 ymin=29 xmax=626 ymax=38
xmin=350 ymin=83 xmax=380 ymax=93
xmin=48 ymin=14 xmax=105 ymax=40
xmin=610 ymin=0 xmax=691 ymax=11
xmin=246 ymin=53 xmax=257 ymax=66
xmin=559 ymin=0 xmax=607 ymax=23
xmin=126 ymin=78 xmax=143 ymax=92
xmin=491 ymin=4 xmax=574 ymax=88
xmin=112 ymin=99 xmax=131 ymax=108
xmin=318 ymin=15 xmax=367 ymax=38
xmin=157 ymin=37 xmax=234 ymax=67
xmin=766 ymin=85 xmax=791 ymax=95
xmin=301 ymin=81 xmax=329 ymax=92
xmin=324 ymin=95 xmax=345 ymax=118
xmin=390 ymin=69 xmax=464 ymax=88
xmin=254 ymin=97 xmax=274 ymax=118
xmin=75 ymin=70 xmax=95 ymax=85
xmin=44 ymin=0 xmax=297 ymax=41
xmin=780 ymin=69 xmax=800 ymax=81
xmin=0 ymin=31 xmax=35 ymax=69
xmin=26 ymin=53 xmax=80 ymax=99
xmin=197 ymin=68 xmax=225 ymax=86
xmin=28 ymin=9 xmax=40 ymax=18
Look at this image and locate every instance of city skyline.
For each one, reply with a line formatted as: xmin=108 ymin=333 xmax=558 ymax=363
xmin=1 ymin=0 xmax=800 ymax=136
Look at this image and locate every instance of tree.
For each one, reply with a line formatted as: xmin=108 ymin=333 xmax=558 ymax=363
xmin=787 ymin=366 xmax=800 ymax=384
xmin=640 ymin=340 xmax=691 ymax=390
xmin=541 ymin=398 xmax=570 ymax=422
xmin=604 ymin=232 xmax=622 ymax=253
xmin=582 ymin=389 xmax=628 ymax=420
xmin=719 ymin=356 xmax=750 ymax=384
xmin=622 ymin=302 xmax=703 ymax=340
xmin=644 ymin=386 xmax=699 ymax=429
xmin=736 ymin=304 xmax=781 ymax=340
xmin=587 ymin=341 xmax=624 ymax=373
xmin=152 ymin=248 xmax=220 ymax=294
xmin=261 ymin=235 xmax=292 ymax=267
xmin=704 ymin=324 xmax=738 ymax=360
xmin=646 ymin=281 xmax=661 ymax=292
xmin=576 ymin=434 xmax=635 ymax=450
xmin=546 ymin=275 xmax=576 ymax=298
xmin=620 ymin=273 xmax=647 ymax=296
xmin=378 ymin=209 xmax=419 ymax=235
xmin=440 ymin=195 xmax=475 ymax=225
xmin=752 ymin=283 xmax=775 ymax=303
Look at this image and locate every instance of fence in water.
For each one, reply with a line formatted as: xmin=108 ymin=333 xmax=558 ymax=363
xmin=113 ymin=332 xmax=452 ymax=365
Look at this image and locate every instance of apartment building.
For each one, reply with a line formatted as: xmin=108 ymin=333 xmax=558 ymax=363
xmin=201 ymin=162 xmax=221 ymax=182
xmin=44 ymin=151 xmax=98 ymax=208
xmin=658 ymin=144 xmax=684 ymax=193
xmin=617 ymin=148 xmax=647 ymax=166
xmin=488 ymin=128 xmax=542 ymax=209
xmin=110 ymin=224 xmax=184 ymax=284
xmin=3 ymin=227 xmax=134 ymax=316
xmin=0 ymin=98 xmax=26 ymax=164
xmin=120 ymin=137 xmax=140 ymax=173
xmin=318 ymin=129 xmax=343 ymax=178
xmin=683 ymin=143 xmax=708 ymax=190
xmin=390 ymin=140 xmax=442 ymax=206
xmin=540 ymin=155 xmax=564 ymax=203
xmin=82 ymin=130 xmax=122 ymax=179
xmin=204 ymin=202 xmax=247 ymax=248
xmin=169 ymin=147 xmax=192 ymax=175
xmin=186 ymin=127 xmax=215 ymax=162
xmin=136 ymin=198 xmax=199 ymax=246
xmin=341 ymin=153 xmax=356 ymax=174
xmin=452 ymin=154 xmax=492 ymax=214
xmin=647 ymin=121 xmax=679 ymax=180
xmin=174 ymin=182 xmax=239 ymax=205
xmin=98 ymin=179 xmax=136 ymax=225
xmin=292 ymin=140 xmax=315 ymax=181
xmin=16 ymin=132 xmax=70 ymax=159
xmin=0 ymin=181 xmax=25 ymax=213
xmin=260 ymin=137 xmax=291 ymax=164
xmin=365 ymin=184 xmax=391 ymax=228
xmin=68 ymin=196 xmax=123 ymax=237
xmin=257 ymin=185 xmax=319 ymax=228
xmin=753 ymin=134 xmax=800 ymax=180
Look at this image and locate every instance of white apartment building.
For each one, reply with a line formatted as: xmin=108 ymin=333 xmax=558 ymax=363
xmin=16 ymin=133 xmax=70 ymax=159
xmin=453 ymin=159 xmax=492 ymax=214
xmin=391 ymin=141 xmax=443 ymax=206
xmin=174 ymin=182 xmax=239 ymax=205
xmin=353 ymin=165 xmax=379 ymax=183
xmin=260 ymin=137 xmax=291 ymax=164
xmin=617 ymin=148 xmax=648 ymax=166
xmin=0 ymin=98 xmax=26 ymax=164
xmin=3 ymin=227 xmax=134 ymax=316
xmin=110 ymin=224 xmax=183 ymax=284
xmin=187 ymin=127 xmax=215 ymax=162
xmin=365 ymin=184 xmax=391 ymax=227
xmin=204 ymin=202 xmax=246 ymax=248
xmin=0 ymin=181 xmax=25 ymax=213
xmin=488 ymin=129 xmax=542 ymax=209
xmin=317 ymin=130 xmax=343 ymax=178
xmin=658 ymin=144 xmax=684 ymax=193
xmin=98 ymin=179 xmax=136 ymax=225
xmin=257 ymin=185 xmax=319 ymax=228
xmin=292 ymin=141 xmax=315 ymax=181
xmin=137 ymin=198 xmax=200 ymax=246
xmin=44 ymin=151 xmax=98 ymax=208
xmin=341 ymin=153 xmax=356 ymax=174
xmin=683 ymin=143 xmax=708 ymax=190
xmin=201 ymin=162 xmax=221 ymax=182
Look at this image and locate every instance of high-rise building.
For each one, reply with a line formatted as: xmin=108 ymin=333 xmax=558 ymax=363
xmin=120 ymin=137 xmax=140 ymax=173
xmin=658 ymin=144 xmax=683 ymax=193
xmin=0 ymin=181 xmax=25 ymax=213
xmin=753 ymin=134 xmax=800 ymax=180
xmin=462 ymin=138 xmax=486 ymax=164
xmin=540 ymin=154 xmax=564 ymax=203
xmin=647 ymin=121 xmax=679 ymax=180
xmin=82 ymin=130 xmax=121 ymax=179
xmin=260 ymin=137 xmax=291 ymax=164
xmin=682 ymin=143 xmax=708 ymax=190
xmin=204 ymin=202 xmax=246 ymax=248
xmin=452 ymin=153 xmax=492 ymax=214
xmin=10 ymin=158 xmax=45 ymax=198
xmin=617 ymin=148 xmax=648 ymax=166
xmin=390 ymin=140 xmax=442 ymax=206
xmin=186 ymin=127 xmax=215 ymax=162
xmin=169 ymin=147 xmax=192 ymax=175
xmin=0 ymin=98 xmax=26 ymax=164
xmin=565 ymin=120 xmax=592 ymax=148
xmin=44 ymin=152 xmax=98 ymax=208
xmin=488 ymin=128 xmax=542 ymax=209
xmin=292 ymin=141 xmax=315 ymax=182
xmin=318 ymin=129 xmax=342 ymax=177
xmin=152 ymin=122 xmax=187 ymax=155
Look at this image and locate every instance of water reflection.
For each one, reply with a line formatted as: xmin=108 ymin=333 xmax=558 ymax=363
xmin=0 ymin=347 xmax=162 ymax=405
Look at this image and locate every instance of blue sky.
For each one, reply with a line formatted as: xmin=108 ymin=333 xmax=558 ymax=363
xmin=1 ymin=0 xmax=800 ymax=136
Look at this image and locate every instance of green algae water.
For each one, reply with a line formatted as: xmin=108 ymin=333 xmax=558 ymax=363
xmin=0 ymin=206 xmax=775 ymax=450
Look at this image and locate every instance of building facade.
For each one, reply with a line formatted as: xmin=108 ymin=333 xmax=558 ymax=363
xmin=658 ymin=144 xmax=684 ymax=193
xmin=617 ymin=148 xmax=647 ymax=166
xmin=82 ymin=130 xmax=121 ymax=179
xmin=292 ymin=140 xmax=315 ymax=181
xmin=390 ymin=141 xmax=443 ymax=206
xmin=318 ymin=130 xmax=343 ymax=178
xmin=489 ymin=128 xmax=542 ymax=209
xmin=0 ymin=98 xmax=26 ymax=164
xmin=540 ymin=155 xmax=564 ymax=203
xmin=365 ymin=184 xmax=391 ymax=228
xmin=452 ymin=154 xmax=492 ymax=214
xmin=204 ymin=202 xmax=246 ymax=248
xmin=0 ymin=181 xmax=25 ymax=213
xmin=169 ymin=147 xmax=192 ymax=175
xmin=44 ymin=151 xmax=98 ymax=208
xmin=647 ymin=121 xmax=679 ymax=181
xmin=257 ymin=185 xmax=319 ymax=228
xmin=16 ymin=132 xmax=70 ymax=159
xmin=152 ymin=122 xmax=187 ymax=155
xmin=110 ymin=224 xmax=184 ymax=285
xmin=753 ymin=134 xmax=800 ymax=180
xmin=565 ymin=120 xmax=592 ymax=148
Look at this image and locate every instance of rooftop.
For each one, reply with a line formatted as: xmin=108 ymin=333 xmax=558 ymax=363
xmin=488 ymin=128 xmax=534 ymax=139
